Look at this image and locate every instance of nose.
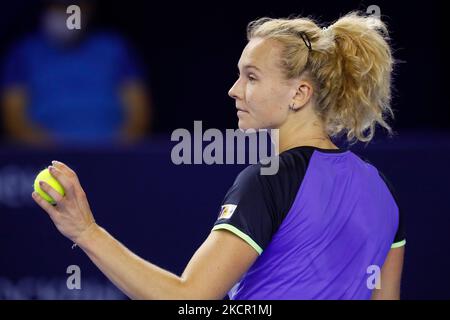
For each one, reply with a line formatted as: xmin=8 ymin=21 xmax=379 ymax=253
xmin=228 ymin=83 xmax=236 ymax=99
xmin=228 ymin=81 xmax=238 ymax=100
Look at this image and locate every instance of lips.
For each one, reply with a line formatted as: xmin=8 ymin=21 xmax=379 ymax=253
xmin=236 ymin=107 xmax=248 ymax=113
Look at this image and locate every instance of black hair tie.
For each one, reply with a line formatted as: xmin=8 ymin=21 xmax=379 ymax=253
xmin=299 ymin=32 xmax=312 ymax=51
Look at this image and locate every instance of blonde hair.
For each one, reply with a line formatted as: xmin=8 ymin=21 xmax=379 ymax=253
xmin=247 ymin=11 xmax=396 ymax=145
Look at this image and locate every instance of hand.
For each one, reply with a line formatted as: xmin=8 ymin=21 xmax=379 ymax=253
xmin=32 ymin=160 xmax=97 ymax=245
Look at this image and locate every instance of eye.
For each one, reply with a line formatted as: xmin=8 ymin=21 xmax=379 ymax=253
xmin=237 ymin=72 xmax=257 ymax=82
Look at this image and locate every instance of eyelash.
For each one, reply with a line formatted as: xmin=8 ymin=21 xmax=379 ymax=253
xmin=237 ymin=73 xmax=256 ymax=82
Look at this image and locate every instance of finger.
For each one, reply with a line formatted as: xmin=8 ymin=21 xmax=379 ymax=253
xmin=39 ymin=180 xmax=65 ymax=203
xmin=32 ymin=191 xmax=60 ymax=221
xmin=51 ymin=160 xmax=77 ymax=179
xmin=48 ymin=166 xmax=75 ymax=196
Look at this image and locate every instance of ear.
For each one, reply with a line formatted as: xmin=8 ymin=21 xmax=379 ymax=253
xmin=290 ymin=80 xmax=314 ymax=111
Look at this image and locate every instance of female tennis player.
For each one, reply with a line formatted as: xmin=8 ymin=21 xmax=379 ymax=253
xmin=32 ymin=11 xmax=405 ymax=299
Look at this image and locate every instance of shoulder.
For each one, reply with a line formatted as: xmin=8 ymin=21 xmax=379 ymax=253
xmin=235 ymin=146 xmax=314 ymax=185
xmin=216 ymin=147 xmax=319 ymax=253
xmin=358 ymin=155 xmax=396 ymax=188
xmin=229 ymin=147 xmax=315 ymax=215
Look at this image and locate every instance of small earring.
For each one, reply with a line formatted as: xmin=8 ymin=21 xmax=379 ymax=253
xmin=289 ymin=103 xmax=296 ymax=111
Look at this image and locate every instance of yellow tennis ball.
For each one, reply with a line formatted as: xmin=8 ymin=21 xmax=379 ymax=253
xmin=34 ymin=168 xmax=65 ymax=205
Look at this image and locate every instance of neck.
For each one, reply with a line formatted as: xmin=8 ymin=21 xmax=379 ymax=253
xmin=275 ymin=115 xmax=338 ymax=154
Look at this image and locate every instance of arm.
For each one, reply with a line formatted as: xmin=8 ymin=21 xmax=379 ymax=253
xmin=371 ymin=246 xmax=405 ymax=300
xmin=1 ymin=87 xmax=53 ymax=146
xmin=78 ymin=225 xmax=257 ymax=300
xmin=118 ymin=81 xmax=152 ymax=145
xmin=32 ymin=161 xmax=258 ymax=300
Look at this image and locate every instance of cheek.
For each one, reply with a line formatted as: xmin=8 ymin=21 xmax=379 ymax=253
xmin=271 ymin=84 xmax=293 ymax=108
xmin=246 ymin=84 xmax=289 ymax=122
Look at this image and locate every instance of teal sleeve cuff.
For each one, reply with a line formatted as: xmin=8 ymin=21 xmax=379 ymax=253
xmin=212 ymin=223 xmax=263 ymax=255
xmin=391 ymin=239 xmax=406 ymax=248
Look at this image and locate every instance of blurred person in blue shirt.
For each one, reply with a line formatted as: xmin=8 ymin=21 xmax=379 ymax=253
xmin=1 ymin=0 xmax=152 ymax=147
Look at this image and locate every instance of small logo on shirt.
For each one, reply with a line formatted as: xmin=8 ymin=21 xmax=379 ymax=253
xmin=218 ymin=204 xmax=237 ymax=220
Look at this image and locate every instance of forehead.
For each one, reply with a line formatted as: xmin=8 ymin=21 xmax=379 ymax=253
xmin=238 ymin=38 xmax=283 ymax=73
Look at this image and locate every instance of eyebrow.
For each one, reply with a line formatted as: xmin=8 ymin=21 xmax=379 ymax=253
xmin=238 ymin=64 xmax=262 ymax=73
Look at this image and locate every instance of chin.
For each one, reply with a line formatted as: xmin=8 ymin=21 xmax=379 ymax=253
xmin=238 ymin=121 xmax=265 ymax=132
xmin=238 ymin=120 xmax=254 ymax=131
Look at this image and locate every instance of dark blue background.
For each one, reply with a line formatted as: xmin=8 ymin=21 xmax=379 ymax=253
xmin=0 ymin=0 xmax=449 ymax=134
xmin=1 ymin=132 xmax=449 ymax=299
xmin=0 ymin=0 xmax=449 ymax=299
